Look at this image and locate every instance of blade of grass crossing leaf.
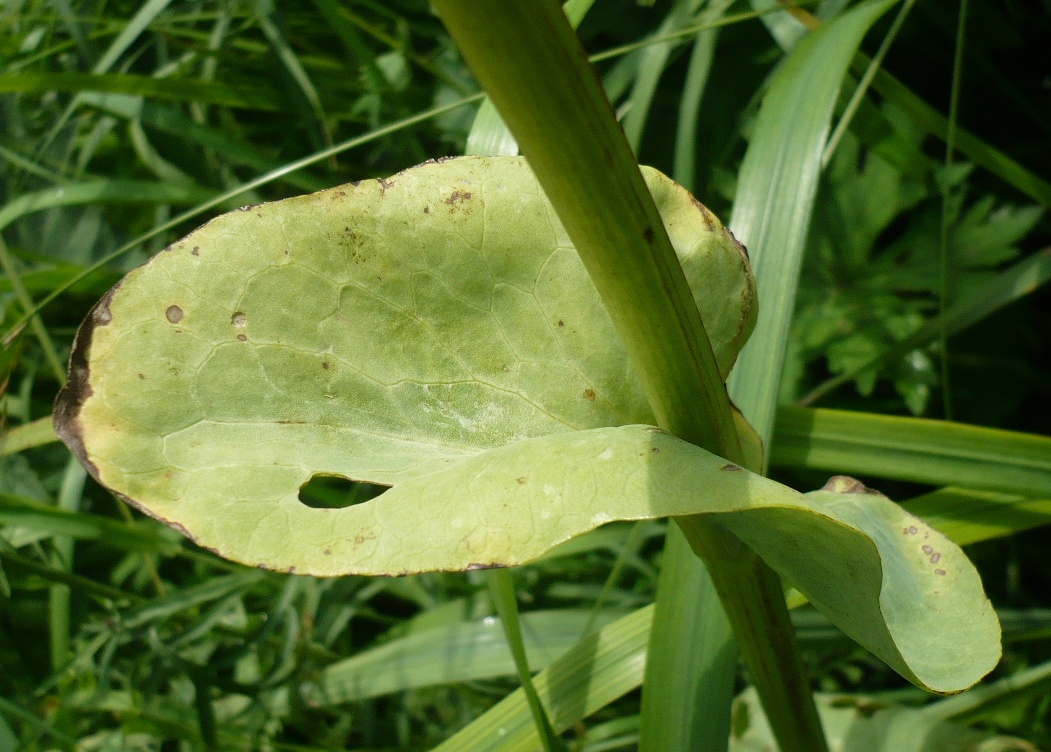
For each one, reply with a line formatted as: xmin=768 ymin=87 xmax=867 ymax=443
xmin=771 ymin=406 xmax=1051 ymax=497
xmin=488 ymin=569 xmax=568 ymax=752
xmin=660 ymin=2 xmax=900 ymax=748
xmin=433 ymin=606 xmax=652 ymax=752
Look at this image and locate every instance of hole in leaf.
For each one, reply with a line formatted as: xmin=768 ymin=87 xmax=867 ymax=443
xmin=298 ymin=474 xmax=386 ymax=509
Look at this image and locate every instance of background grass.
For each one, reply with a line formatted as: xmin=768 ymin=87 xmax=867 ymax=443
xmin=1 ymin=1 xmax=1049 ymax=750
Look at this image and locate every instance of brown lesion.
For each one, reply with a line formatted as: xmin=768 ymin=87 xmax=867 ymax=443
xmin=444 ymin=189 xmax=473 ymax=207
xmin=53 ymin=285 xmax=125 ymax=482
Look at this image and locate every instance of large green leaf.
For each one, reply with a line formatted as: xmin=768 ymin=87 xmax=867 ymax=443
xmin=56 ymin=155 xmax=754 ymax=553
xmin=55 ymin=156 xmax=997 ymax=693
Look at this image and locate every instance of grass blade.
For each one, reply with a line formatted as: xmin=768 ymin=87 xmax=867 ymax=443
xmin=432 ymin=605 xmax=652 ymax=751
xmin=727 ymin=0 xmax=900 ymax=448
xmin=304 ymin=609 xmax=626 ymax=704
xmin=0 ymin=416 xmax=60 ymax=456
xmin=488 ymin=569 xmax=568 ymax=752
xmin=1 ymin=72 xmax=282 ymax=110
xmin=901 ymin=488 xmax=1051 ymax=547
xmin=771 ymin=405 xmax=1051 ymax=497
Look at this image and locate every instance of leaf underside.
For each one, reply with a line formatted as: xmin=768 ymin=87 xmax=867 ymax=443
xmin=55 ymin=156 xmax=998 ymax=693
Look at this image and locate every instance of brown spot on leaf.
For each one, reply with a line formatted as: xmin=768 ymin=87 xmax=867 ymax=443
xmin=322 ymin=362 xmax=330 ymax=370
xmin=516 ymin=477 xmax=527 ymax=484
xmin=423 ymin=206 xmax=430 ymax=214
xmin=444 ymin=189 xmax=473 ymax=207
xmin=651 ymin=447 xmax=660 ymax=454
xmin=138 ymin=373 xmax=145 ymax=380
xmin=191 ymin=246 xmax=200 ymax=256
xmin=231 ymin=311 xmax=246 ymax=327
xmin=583 ymin=388 xmax=596 ymax=401
xmin=237 ymin=334 xmax=248 ymax=342
xmin=722 ymin=463 xmax=743 ymax=472
xmin=557 ymin=320 xmax=565 ymax=327
xmin=935 ymin=569 xmax=946 ymax=576
xmin=930 ymin=552 xmax=941 ymax=563
xmin=466 ymin=562 xmax=503 ymax=571
xmin=165 ymin=305 xmax=183 ymax=324
xmin=324 ymin=548 xmax=331 ymax=555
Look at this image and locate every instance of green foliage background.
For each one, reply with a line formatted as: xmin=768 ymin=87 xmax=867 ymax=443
xmin=0 ymin=1 xmax=1048 ymax=749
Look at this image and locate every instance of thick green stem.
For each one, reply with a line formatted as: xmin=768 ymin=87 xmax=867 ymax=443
xmin=678 ymin=519 xmax=826 ymax=750
xmin=429 ymin=1 xmax=827 ymax=750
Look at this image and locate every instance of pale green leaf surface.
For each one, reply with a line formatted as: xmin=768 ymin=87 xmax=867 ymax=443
xmin=56 ymin=154 xmax=753 ymax=549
